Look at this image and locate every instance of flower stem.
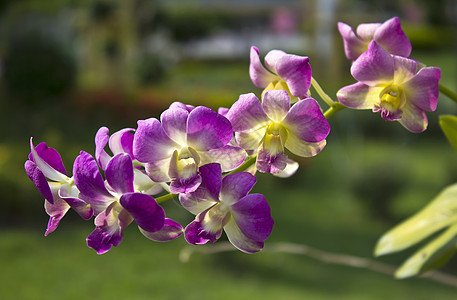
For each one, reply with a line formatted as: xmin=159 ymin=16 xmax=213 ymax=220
xmin=311 ymin=76 xmax=336 ymax=107
xmin=225 ymin=155 xmax=257 ymax=176
xmin=439 ymin=83 xmax=457 ymax=104
xmin=324 ymin=102 xmax=345 ymax=119
xmin=156 ymin=192 xmax=177 ymax=204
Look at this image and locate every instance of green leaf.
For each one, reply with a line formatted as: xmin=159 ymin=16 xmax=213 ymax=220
xmin=395 ymin=224 xmax=457 ymax=278
xmin=439 ymin=115 xmax=457 ymax=152
xmin=375 ymin=183 xmax=457 ymax=257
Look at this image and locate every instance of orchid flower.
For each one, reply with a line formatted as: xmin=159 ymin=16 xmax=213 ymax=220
xmin=337 ymin=41 xmax=440 ymax=133
xmin=226 ymin=90 xmax=330 ymax=173
xmin=73 ymin=151 xmax=182 ymax=254
xmin=338 ymin=16 xmax=411 ymax=61
xmin=250 ymin=46 xmax=312 ymax=101
xmin=133 ymin=102 xmax=246 ymax=194
xmin=24 ymin=139 xmax=93 ymax=235
xmin=180 ymin=163 xmax=274 ymax=253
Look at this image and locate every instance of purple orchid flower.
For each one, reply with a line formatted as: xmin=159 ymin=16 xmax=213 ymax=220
xmin=338 ymin=16 xmax=412 ymax=61
xmin=133 ymin=102 xmax=246 ymax=194
xmin=73 ymin=151 xmax=182 ymax=254
xmin=250 ymin=46 xmax=312 ymax=101
xmin=226 ymin=90 xmax=330 ymax=173
xmin=24 ymin=139 xmax=93 ymax=235
xmin=180 ymin=163 xmax=274 ymax=253
xmin=337 ymin=41 xmax=440 ymax=133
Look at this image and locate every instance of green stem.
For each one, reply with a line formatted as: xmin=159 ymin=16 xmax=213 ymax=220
xmin=311 ymin=76 xmax=336 ymax=107
xmin=156 ymin=192 xmax=177 ymax=204
xmin=324 ymin=102 xmax=345 ymax=119
xmin=439 ymin=83 xmax=457 ymax=104
xmin=225 ymin=155 xmax=257 ymax=176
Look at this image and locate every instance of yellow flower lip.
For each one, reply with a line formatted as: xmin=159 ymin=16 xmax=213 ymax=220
xmin=379 ymin=84 xmax=404 ymax=110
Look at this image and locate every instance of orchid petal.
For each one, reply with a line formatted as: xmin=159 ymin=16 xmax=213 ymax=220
xmin=264 ymin=49 xmax=287 ymax=73
xmin=120 ymin=192 xmax=165 ymax=232
xmin=95 ymin=127 xmax=111 ymax=170
xmin=230 ymin=193 xmax=274 ymax=242
xmin=105 ymin=153 xmax=134 ymax=194
xmin=283 ymin=98 xmax=330 ymax=143
xmin=44 ymin=197 xmax=70 ymax=236
xmin=58 ymin=183 xmax=93 ymax=220
xmin=226 ymin=93 xmax=269 ymax=132
xmin=403 ymin=67 xmax=441 ymax=112
xmin=184 ymin=207 xmax=221 ymax=245
xmin=25 ymin=160 xmax=54 ymax=204
xmin=374 ymin=17 xmax=411 ymax=58
xmin=86 ymin=203 xmax=133 ymax=254
xmin=235 ymin=130 xmax=266 ymax=151
xmin=220 ymin=172 xmax=257 ymax=206
xmin=249 ymin=46 xmax=278 ymax=88
xmin=168 ymin=149 xmax=201 ymax=194
xmin=145 ymin=158 xmax=170 ymax=183
xmin=256 ymin=146 xmax=288 ymax=173
xmin=337 ymin=82 xmax=383 ymax=109
xmin=356 ymin=22 xmax=381 ymax=41
xmin=274 ymin=159 xmax=299 ymax=178
xmin=160 ymin=102 xmax=189 ymax=146
xmin=73 ymin=151 xmax=115 ymax=214
xmin=275 ymin=54 xmax=312 ymax=98
xmin=109 ymin=128 xmax=135 ymax=157
xmin=285 ymin=133 xmax=327 ymax=157
xmin=133 ymin=168 xmax=163 ymax=195
xmin=351 ymin=41 xmax=394 ymax=86
xmin=186 ymin=106 xmax=233 ymax=151
xmin=337 ymin=22 xmax=367 ymax=60
xmin=392 ymin=55 xmax=418 ymax=85
xmin=133 ymin=118 xmax=179 ymax=163
xmin=399 ymin=102 xmax=428 ymax=133
xmin=262 ymin=89 xmax=290 ymax=123
xmin=140 ymin=218 xmax=183 ymax=242
xmin=29 ymin=139 xmax=68 ymax=182
xmin=198 ymin=145 xmax=246 ymax=172
xmin=224 ymin=217 xmax=264 ymax=254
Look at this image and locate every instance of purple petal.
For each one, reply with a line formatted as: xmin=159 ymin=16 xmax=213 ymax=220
xmin=256 ymin=146 xmax=288 ymax=173
xmin=220 ymin=172 xmax=257 ymax=206
xmin=133 ymin=118 xmax=179 ymax=163
xmin=95 ymin=127 xmax=111 ymax=170
xmin=398 ymin=102 xmax=428 ymax=133
xmin=392 ymin=55 xmax=418 ymax=84
xmin=169 ymin=173 xmax=202 ymax=194
xmin=168 ymin=149 xmax=201 ymax=194
xmin=218 ymin=107 xmax=229 ymax=117
xmin=223 ymin=218 xmax=264 ymax=253
xmin=356 ymin=22 xmax=381 ymax=41
xmin=338 ymin=22 xmax=367 ymax=60
xmin=25 ymin=160 xmax=54 ymax=204
xmin=58 ymin=183 xmax=93 ymax=220
xmin=264 ymin=49 xmax=287 ymax=72
xmin=44 ymin=198 xmax=70 ymax=236
xmin=73 ymin=151 xmax=115 ymax=214
xmin=120 ymin=192 xmax=165 ymax=232
xmin=186 ymin=106 xmax=233 ymax=151
xmin=230 ymin=193 xmax=274 ymax=242
xmin=184 ymin=206 xmax=222 ymax=245
xmin=105 ymin=153 xmax=134 ymax=194
xmin=275 ymin=54 xmax=312 ymax=98
xmin=403 ymin=67 xmax=441 ymax=112
xmin=87 ymin=202 xmax=133 ymax=254
xmin=226 ymin=93 xmax=269 ymax=132
xmin=29 ymin=139 xmax=68 ymax=182
xmin=274 ymin=159 xmax=299 ymax=178
xmin=351 ymin=41 xmax=394 ymax=86
xmin=179 ymin=163 xmax=221 ymax=215
xmin=374 ymin=17 xmax=411 ymax=58
xmin=109 ymin=128 xmax=135 ymax=158
xmin=160 ymin=102 xmax=190 ymax=145
xmin=262 ymin=89 xmax=290 ymax=122
xmin=198 ymin=145 xmax=246 ymax=172
xmin=337 ymin=82 xmax=384 ymax=109
xmin=283 ymin=98 xmax=330 ymax=143
xmin=249 ymin=46 xmax=278 ymax=88
xmin=29 ymin=140 xmax=67 ymax=175
xmin=140 ymin=218 xmax=183 ymax=242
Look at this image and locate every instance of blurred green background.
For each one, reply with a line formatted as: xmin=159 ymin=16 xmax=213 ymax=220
xmin=1 ymin=0 xmax=457 ymax=298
